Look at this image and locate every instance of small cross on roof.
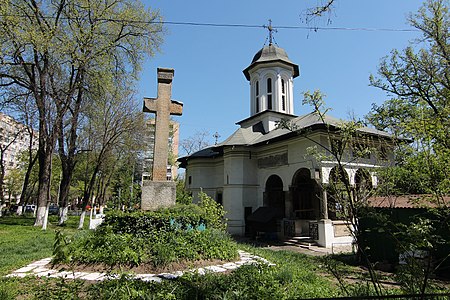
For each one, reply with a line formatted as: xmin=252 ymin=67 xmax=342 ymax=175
xmin=263 ymin=19 xmax=278 ymax=45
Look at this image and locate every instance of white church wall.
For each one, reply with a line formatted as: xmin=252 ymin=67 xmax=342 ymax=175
xmin=223 ymin=148 xmax=258 ymax=186
xmin=223 ymin=186 xmax=245 ymax=236
xmin=186 ymin=158 xmax=224 ymax=202
xmin=287 ymin=135 xmax=321 ymax=165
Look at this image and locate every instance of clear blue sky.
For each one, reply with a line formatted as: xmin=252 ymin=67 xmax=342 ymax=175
xmin=138 ymin=0 xmax=423 ymax=150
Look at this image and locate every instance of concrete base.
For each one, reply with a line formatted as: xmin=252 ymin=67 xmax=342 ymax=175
xmin=141 ymin=181 xmax=176 ymax=211
xmin=317 ymin=219 xmax=334 ymax=248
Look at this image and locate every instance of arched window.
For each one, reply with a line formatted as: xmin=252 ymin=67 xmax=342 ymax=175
xmin=255 ymin=81 xmax=260 ymax=112
xmin=281 ymin=79 xmax=286 ymax=111
xmin=267 ymin=78 xmax=272 ymax=110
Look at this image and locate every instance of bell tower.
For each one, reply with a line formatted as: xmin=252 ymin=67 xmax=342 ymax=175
xmin=243 ymin=27 xmax=299 ymax=117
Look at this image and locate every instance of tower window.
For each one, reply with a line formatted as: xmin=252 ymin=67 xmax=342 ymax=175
xmin=281 ymin=79 xmax=286 ymax=111
xmin=267 ymin=78 xmax=272 ymax=110
xmin=256 ymin=81 xmax=260 ymax=112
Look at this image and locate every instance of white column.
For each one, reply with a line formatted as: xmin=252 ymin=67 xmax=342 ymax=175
xmin=275 ymin=73 xmax=281 ymax=112
xmin=288 ymin=78 xmax=294 ymax=115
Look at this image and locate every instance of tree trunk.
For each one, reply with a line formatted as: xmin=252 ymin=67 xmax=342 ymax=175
xmin=78 ymin=210 xmax=86 ymax=230
xmin=42 ymin=202 xmax=50 ymax=230
xmin=18 ymin=151 xmax=38 ymax=209
xmin=57 ymin=74 xmax=83 ymax=226
xmin=58 ymin=205 xmax=69 ymax=225
xmin=34 ymin=147 xmax=53 ymax=226
xmin=57 ymin=168 xmax=72 ymax=225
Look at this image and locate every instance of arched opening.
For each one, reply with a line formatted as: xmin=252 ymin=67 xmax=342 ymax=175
xmin=291 ymin=168 xmax=319 ymax=219
xmin=355 ymin=168 xmax=373 ymax=202
xmin=264 ymin=175 xmax=285 ymax=217
xmin=328 ymin=166 xmax=350 ymax=220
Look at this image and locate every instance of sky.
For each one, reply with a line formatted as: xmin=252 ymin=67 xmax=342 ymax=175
xmin=138 ymin=0 xmax=424 ymax=151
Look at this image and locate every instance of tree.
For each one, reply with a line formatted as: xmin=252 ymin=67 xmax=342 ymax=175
xmin=280 ymin=90 xmax=387 ymax=296
xmin=369 ymin=0 xmax=450 ymax=198
xmin=367 ymin=1 xmax=450 ymax=292
xmin=0 ymin=0 xmax=163 ymax=226
xmin=179 ymin=130 xmax=212 ymax=156
xmin=76 ymin=86 xmax=145 ymax=229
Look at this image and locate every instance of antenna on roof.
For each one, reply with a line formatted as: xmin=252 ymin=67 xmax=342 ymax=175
xmin=263 ymin=19 xmax=278 ymax=45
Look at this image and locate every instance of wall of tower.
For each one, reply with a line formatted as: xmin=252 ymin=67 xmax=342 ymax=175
xmin=249 ymin=66 xmax=294 ymax=116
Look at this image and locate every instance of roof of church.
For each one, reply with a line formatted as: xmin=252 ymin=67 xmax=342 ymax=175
xmin=243 ymin=44 xmax=300 ymax=80
xmin=178 ymin=111 xmax=400 ymax=166
xmin=218 ymin=111 xmax=394 ymax=147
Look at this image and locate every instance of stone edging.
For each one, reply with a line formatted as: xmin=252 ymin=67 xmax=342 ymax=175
xmin=6 ymin=250 xmax=275 ymax=282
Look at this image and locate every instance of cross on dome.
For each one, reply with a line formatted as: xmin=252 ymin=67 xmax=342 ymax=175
xmin=263 ymin=19 xmax=278 ymax=45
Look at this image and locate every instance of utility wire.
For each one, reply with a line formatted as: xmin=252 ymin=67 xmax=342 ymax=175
xmin=159 ymin=20 xmax=419 ymax=33
xmin=0 ymin=13 xmax=420 ymax=33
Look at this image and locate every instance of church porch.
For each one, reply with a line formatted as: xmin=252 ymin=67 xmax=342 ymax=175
xmin=249 ymin=167 xmax=355 ymax=249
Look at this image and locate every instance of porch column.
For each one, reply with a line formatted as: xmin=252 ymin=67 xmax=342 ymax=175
xmin=284 ymin=190 xmax=292 ymax=218
xmin=320 ymin=188 xmax=329 ymax=220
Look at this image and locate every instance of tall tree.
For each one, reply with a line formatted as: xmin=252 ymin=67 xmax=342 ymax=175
xmin=368 ymin=0 xmax=450 ymax=198
xmin=0 ymin=0 xmax=163 ymax=226
xmin=77 ymin=86 xmax=145 ymax=229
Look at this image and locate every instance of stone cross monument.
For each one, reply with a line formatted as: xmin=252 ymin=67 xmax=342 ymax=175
xmin=141 ymin=68 xmax=183 ymax=210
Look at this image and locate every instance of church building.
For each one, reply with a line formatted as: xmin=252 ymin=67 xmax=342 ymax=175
xmin=179 ymin=42 xmax=396 ymax=248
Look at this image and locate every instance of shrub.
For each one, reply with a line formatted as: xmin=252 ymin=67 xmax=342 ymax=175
xmin=198 ymin=191 xmax=227 ymax=231
xmin=52 ymin=199 xmax=237 ymax=268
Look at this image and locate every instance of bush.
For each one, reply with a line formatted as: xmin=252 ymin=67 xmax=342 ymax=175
xmin=52 ymin=199 xmax=237 ymax=268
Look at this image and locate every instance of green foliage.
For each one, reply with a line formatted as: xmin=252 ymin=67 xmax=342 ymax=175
xmin=34 ymin=277 xmax=85 ymax=300
xmin=88 ymin=252 xmax=340 ymax=300
xmin=359 ymin=206 xmax=450 ymax=292
xmin=198 ymin=191 xmax=227 ymax=231
xmin=369 ymin=0 xmax=450 ymax=196
xmin=52 ymin=200 xmax=237 ymax=268
xmin=176 ymin=178 xmax=192 ymax=205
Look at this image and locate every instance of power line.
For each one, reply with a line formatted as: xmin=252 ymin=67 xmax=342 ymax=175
xmin=0 ymin=13 xmax=419 ymax=33
xmin=159 ymin=20 xmax=419 ymax=33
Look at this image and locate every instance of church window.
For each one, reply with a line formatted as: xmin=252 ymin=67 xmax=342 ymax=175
xmin=255 ymin=81 xmax=260 ymax=112
xmin=267 ymin=78 xmax=273 ymax=110
xmin=281 ymin=79 xmax=286 ymax=111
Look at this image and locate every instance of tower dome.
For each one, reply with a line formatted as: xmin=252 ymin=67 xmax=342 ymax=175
xmin=243 ymin=44 xmax=299 ymax=116
xmin=243 ymin=44 xmax=299 ymax=81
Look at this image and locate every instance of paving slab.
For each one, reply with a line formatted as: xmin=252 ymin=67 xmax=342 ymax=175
xmin=204 ymin=265 xmax=227 ymax=273
xmin=80 ymin=272 xmax=106 ymax=281
xmin=32 ymin=267 xmax=49 ymax=273
xmin=221 ymin=263 xmax=238 ymax=270
xmin=14 ymin=266 xmax=37 ymax=273
xmin=6 ymin=250 xmax=274 ymax=282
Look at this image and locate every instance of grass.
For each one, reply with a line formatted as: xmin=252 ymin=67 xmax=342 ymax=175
xmin=2 ymin=214 xmax=447 ymax=299
xmin=0 ymin=214 xmax=342 ymax=299
xmin=0 ymin=214 xmax=86 ymax=276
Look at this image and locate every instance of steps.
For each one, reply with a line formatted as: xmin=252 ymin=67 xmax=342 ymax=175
xmin=283 ymin=236 xmax=318 ymax=249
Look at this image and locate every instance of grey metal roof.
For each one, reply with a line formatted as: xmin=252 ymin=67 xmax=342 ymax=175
xmin=243 ymin=44 xmax=300 ymax=80
xmin=179 ymin=111 xmax=398 ymax=164
xmin=218 ymin=111 xmax=395 ymax=147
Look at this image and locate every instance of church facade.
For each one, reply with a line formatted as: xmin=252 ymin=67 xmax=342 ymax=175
xmin=179 ymin=43 xmax=395 ymax=248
